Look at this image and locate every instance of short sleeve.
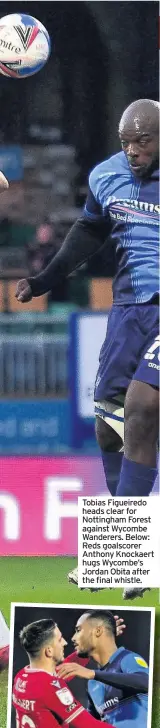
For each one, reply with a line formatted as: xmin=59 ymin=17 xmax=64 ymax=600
xmin=121 ymin=652 xmax=149 ymax=676
xmin=84 ymin=186 xmax=103 ymax=221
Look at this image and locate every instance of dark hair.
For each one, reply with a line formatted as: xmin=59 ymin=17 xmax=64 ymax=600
xmin=19 ymin=619 xmax=56 ymax=658
xmin=84 ymin=611 xmax=116 ymax=639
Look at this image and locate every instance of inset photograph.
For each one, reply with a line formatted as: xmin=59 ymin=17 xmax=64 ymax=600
xmin=7 ymin=603 xmax=155 ymax=728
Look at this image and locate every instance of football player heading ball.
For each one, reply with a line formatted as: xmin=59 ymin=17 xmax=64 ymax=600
xmin=16 ymin=98 xmax=159 ymax=504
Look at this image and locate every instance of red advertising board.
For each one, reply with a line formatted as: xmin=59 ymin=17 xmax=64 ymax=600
xmin=0 ymin=457 xmax=106 ymax=555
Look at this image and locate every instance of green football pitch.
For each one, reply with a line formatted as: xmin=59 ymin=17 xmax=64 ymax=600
xmin=0 ymin=556 xmax=159 ymax=728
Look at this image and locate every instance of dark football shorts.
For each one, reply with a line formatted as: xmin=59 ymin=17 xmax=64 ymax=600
xmin=94 ymin=301 xmax=159 ymax=402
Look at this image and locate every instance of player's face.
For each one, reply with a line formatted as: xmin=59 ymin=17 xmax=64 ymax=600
xmin=119 ymin=129 xmax=159 ymax=177
xmin=72 ymin=616 xmax=95 ymax=656
xmin=50 ymin=626 xmax=67 ymax=665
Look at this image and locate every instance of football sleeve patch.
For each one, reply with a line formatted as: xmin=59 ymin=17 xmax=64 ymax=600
xmin=121 ymin=652 xmax=149 ymax=675
xmin=134 ymin=657 xmax=148 ymax=669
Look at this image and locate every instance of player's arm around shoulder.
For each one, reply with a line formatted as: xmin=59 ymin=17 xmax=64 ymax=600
xmin=43 ymin=672 xmax=115 ymax=727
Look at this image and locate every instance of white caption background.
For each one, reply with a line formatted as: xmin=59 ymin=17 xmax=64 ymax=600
xmin=78 ymin=496 xmax=160 ymax=589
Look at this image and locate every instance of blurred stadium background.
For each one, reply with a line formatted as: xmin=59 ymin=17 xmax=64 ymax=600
xmin=0 ymin=0 xmax=159 ymax=555
xmin=0 ymin=5 xmax=159 ymax=725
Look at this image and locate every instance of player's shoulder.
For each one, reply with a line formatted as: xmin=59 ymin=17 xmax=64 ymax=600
xmin=89 ymin=151 xmax=128 ymax=197
xmin=121 ymin=649 xmax=148 ymax=672
xmin=37 ymin=670 xmax=54 ymax=685
xmin=14 ymin=666 xmax=28 ymax=684
xmin=16 ymin=667 xmax=53 ymax=684
xmin=89 ymin=150 xmax=128 ymax=180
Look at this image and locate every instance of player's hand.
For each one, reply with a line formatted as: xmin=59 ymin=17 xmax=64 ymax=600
xmin=15 ymin=279 xmax=32 ymax=303
xmin=57 ymin=663 xmax=95 ymax=681
xmin=0 ymin=171 xmax=9 ymax=191
xmin=114 ymin=615 xmax=126 ymax=637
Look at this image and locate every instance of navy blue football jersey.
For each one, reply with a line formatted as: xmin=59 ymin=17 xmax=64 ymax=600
xmin=84 ymin=151 xmax=159 ymax=304
xmin=88 ymin=646 xmax=148 ymax=727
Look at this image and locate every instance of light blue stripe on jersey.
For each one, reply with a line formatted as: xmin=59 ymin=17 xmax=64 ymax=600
xmin=86 ymin=151 xmax=159 ymax=303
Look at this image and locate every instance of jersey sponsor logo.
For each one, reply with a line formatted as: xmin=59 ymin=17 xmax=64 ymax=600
xmin=106 ymin=196 xmax=160 ymax=215
xmin=104 ymin=696 xmax=119 ymax=710
xmin=66 ymin=702 xmax=77 ymax=712
xmin=56 ymin=687 xmax=75 ymax=706
xmin=135 ymin=657 xmax=148 ymax=668
xmin=95 ymin=696 xmax=119 ymax=716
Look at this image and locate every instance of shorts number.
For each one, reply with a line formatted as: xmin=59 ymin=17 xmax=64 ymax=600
xmin=16 ymin=714 xmax=36 ymax=728
xmin=144 ymin=335 xmax=160 ymax=362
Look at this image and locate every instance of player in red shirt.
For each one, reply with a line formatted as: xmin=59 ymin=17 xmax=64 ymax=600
xmin=12 ymin=618 xmax=115 ymax=728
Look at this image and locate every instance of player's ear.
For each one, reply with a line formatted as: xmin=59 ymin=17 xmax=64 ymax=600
xmin=45 ymin=645 xmax=52 ymax=658
xmin=96 ymin=625 xmax=103 ymax=638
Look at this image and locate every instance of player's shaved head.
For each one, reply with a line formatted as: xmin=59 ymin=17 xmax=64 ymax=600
xmin=119 ymin=99 xmax=159 ymax=136
xmin=119 ymin=99 xmax=159 ymax=177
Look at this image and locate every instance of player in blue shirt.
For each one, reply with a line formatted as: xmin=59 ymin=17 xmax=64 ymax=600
xmin=57 ymin=610 xmax=149 ymax=728
xmin=16 ymin=98 xmax=159 ymax=597
xmin=109 ymin=100 xmax=159 ymax=504
xmin=15 ymin=98 xmax=159 ymax=493
xmin=85 ymin=99 xmax=159 ymax=504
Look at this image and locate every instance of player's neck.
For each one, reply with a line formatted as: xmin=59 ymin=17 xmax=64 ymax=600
xmin=91 ymin=639 xmax=117 ymax=667
xmin=30 ymin=657 xmax=55 ymax=674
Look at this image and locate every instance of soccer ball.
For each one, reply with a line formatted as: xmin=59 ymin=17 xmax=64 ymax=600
xmin=0 ymin=13 xmax=51 ymax=78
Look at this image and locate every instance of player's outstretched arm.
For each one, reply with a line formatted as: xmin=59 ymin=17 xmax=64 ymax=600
xmin=93 ymin=651 xmax=149 ymax=693
xmin=62 ymin=708 xmax=115 ymax=727
xmin=91 ymin=668 xmax=148 ymax=693
xmin=57 ymin=662 xmax=148 ymax=693
xmin=16 ymin=214 xmax=107 ymax=302
xmin=45 ymin=675 xmax=115 ymax=728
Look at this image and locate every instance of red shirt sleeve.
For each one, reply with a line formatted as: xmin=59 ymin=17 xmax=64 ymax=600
xmin=63 ymin=652 xmax=90 ymax=683
xmin=64 ymin=651 xmax=89 ymax=666
xmin=63 ymin=709 xmax=115 ymax=727
xmin=43 ymin=676 xmax=115 ymax=728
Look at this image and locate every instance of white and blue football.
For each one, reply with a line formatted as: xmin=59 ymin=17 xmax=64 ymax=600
xmin=0 ymin=13 xmax=51 ymax=78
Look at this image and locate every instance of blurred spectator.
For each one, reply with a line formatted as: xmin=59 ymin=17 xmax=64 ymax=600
xmin=27 ymin=217 xmax=56 ymax=275
xmin=27 ymin=217 xmax=69 ymax=303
